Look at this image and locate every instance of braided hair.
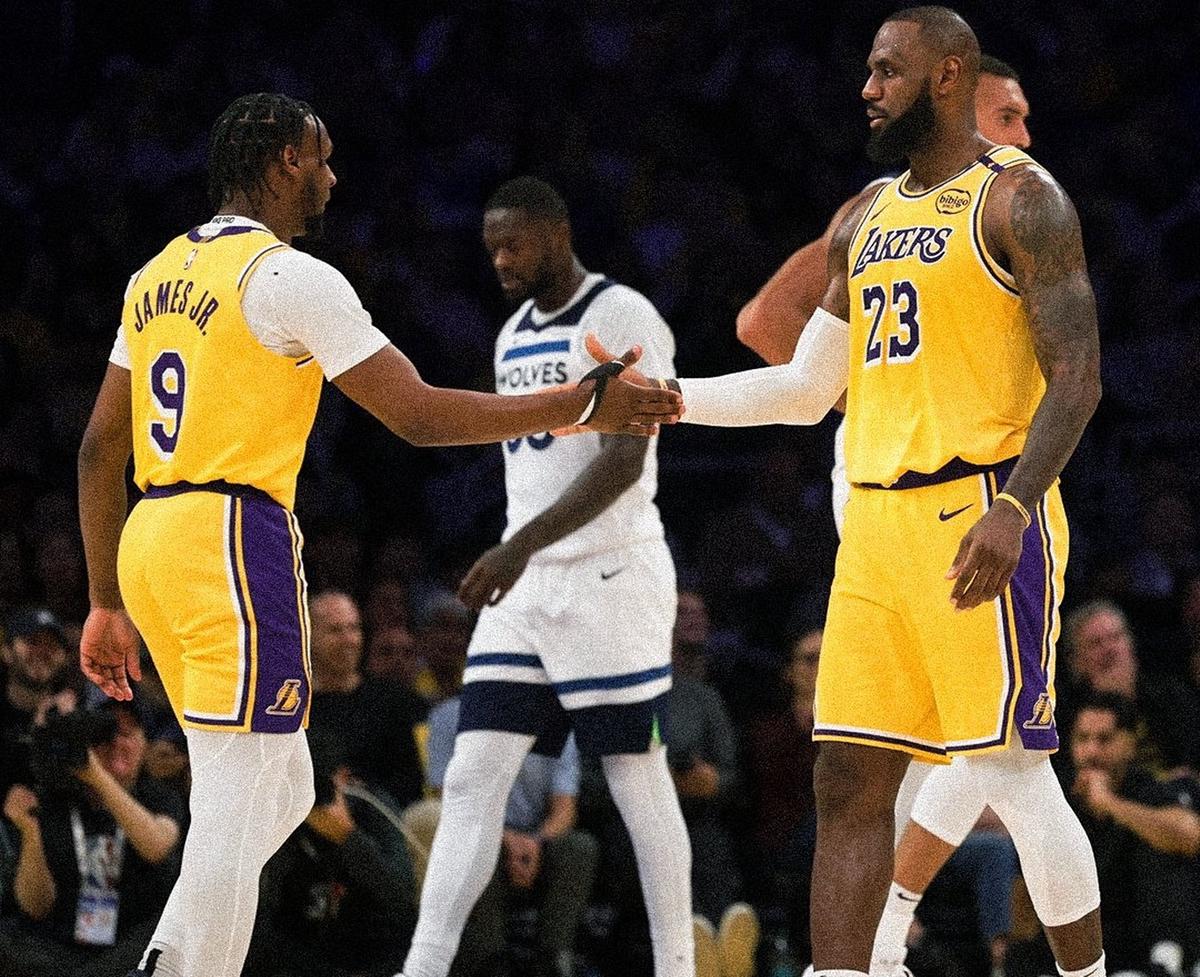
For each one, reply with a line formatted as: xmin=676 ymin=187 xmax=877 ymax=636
xmin=207 ymin=93 xmax=315 ymax=210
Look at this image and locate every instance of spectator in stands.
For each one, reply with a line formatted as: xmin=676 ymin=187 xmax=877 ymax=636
xmin=365 ymin=621 xmax=440 ymax=702
xmin=745 ymin=628 xmax=821 ymax=962
xmin=1 ymin=607 xmax=79 ymax=804
xmin=1054 ymin=693 xmax=1200 ymax=973
xmin=424 ymin=694 xmax=598 ymax=977
xmin=1064 ymin=600 xmax=1200 ymax=775
xmin=0 ymin=698 xmax=183 ymax=977
xmin=413 ymin=589 xmax=474 ymax=704
xmin=245 ymin=734 xmax=418 ymax=977
xmin=669 ymin=608 xmax=759 ymax=977
xmin=309 ymin=590 xmax=429 ymax=809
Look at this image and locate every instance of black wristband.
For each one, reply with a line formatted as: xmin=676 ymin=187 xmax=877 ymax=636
xmin=577 ymin=360 xmax=626 ymax=425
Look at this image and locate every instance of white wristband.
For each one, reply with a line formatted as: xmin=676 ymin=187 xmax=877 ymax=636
xmin=575 ymin=392 xmax=598 ymax=426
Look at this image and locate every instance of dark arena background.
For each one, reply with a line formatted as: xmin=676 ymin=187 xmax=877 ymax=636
xmin=1 ymin=2 xmax=1198 ymax=977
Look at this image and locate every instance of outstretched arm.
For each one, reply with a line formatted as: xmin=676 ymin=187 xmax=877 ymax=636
xmin=611 ymin=193 xmax=870 ymax=428
xmin=333 ymin=343 xmax=680 ymax=444
xmin=946 ymin=167 xmax=1101 ymax=610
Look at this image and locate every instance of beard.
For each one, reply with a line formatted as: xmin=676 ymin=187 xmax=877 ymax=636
xmin=867 ymin=85 xmax=937 ymax=165
xmin=503 ymin=254 xmax=556 ymax=306
xmin=299 ymin=174 xmax=326 ymax=240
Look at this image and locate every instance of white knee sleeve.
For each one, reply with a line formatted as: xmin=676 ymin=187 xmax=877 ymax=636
xmin=909 ymin=757 xmax=987 ymax=847
xmin=961 ymin=748 xmax=1100 ymax=928
xmin=893 ymin=760 xmax=935 ymax=844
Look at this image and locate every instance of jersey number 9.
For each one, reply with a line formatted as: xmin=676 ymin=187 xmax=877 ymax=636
xmin=150 ymin=351 xmax=186 ymax=458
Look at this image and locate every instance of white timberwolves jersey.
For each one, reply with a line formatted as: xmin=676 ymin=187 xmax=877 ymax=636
xmin=495 ymin=272 xmax=676 ymax=562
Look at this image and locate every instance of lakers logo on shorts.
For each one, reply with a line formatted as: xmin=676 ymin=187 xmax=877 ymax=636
xmin=265 ymin=678 xmax=303 ymax=716
xmin=1022 ymin=692 xmax=1055 ymax=730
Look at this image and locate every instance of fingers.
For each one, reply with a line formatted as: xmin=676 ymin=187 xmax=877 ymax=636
xmin=585 ymin=332 xmax=615 ymax=364
xmin=945 ymin=534 xmax=972 ymax=580
xmin=126 ymin=642 xmax=143 ymax=682
xmin=617 ymin=345 xmax=643 ymax=366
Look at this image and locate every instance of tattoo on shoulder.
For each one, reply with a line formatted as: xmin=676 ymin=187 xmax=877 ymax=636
xmin=1008 ymin=167 xmax=1085 ymax=285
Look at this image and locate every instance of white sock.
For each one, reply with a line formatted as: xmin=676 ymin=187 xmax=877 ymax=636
xmin=141 ymin=729 xmax=314 ymax=977
xmin=870 ymin=881 xmax=920 ymax=973
xmin=602 ymin=746 xmax=695 ymax=977
xmin=1057 ymin=952 xmax=1106 ymax=977
xmin=401 ymin=730 xmax=533 ymax=977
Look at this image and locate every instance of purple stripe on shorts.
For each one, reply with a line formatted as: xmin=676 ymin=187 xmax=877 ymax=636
xmin=1008 ymin=502 xmax=1059 ymax=750
xmin=239 ymin=496 xmax=309 ymax=733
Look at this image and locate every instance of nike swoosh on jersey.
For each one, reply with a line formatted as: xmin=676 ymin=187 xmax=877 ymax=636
xmin=600 ymin=567 xmax=626 ymax=580
xmin=938 ymin=504 xmax=973 ymax=522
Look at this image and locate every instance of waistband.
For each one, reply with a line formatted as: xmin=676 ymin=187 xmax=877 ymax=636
xmin=143 ymin=480 xmax=281 ymax=507
xmin=854 ymin=456 xmax=1018 ymax=491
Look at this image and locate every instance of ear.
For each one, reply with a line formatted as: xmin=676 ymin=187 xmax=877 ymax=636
xmin=279 ymin=142 xmax=302 ymax=175
xmin=935 ymin=55 xmax=963 ymax=96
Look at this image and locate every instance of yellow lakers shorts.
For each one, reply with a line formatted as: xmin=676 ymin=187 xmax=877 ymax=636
xmin=815 ymin=460 xmax=1067 ymax=762
xmin=117 ymin=482 xmax=312 ymax=733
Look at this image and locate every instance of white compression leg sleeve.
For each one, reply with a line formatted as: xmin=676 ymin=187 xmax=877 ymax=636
xmin=909 ymin=756 xmax=988 ymax=847
xmin=892 ymin=760 xmax=936 ymax=844
xmin=402 ymin=730 xmax=533 ymax=977
xmin=602 ymin=746 xmax=695 ymax=977
xmin=140 ymin=729 xmax=315 ymax=977
xmin=958 ymin=747 xmax=1100 ymax=928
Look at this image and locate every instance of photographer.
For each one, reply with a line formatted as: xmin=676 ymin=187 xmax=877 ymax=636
xmin=1 ymin=607 xmax=79 ymax=804
xmin=0 ymin=699 xmax=183 ymax=977
xmin=245 ymin=732 xmax=418 ymax=977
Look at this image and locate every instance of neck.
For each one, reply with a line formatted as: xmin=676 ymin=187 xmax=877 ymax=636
xmin=905 ymin=117 xmax=989 ymax=192
xmin=217 ymin=194 xmax=296 ymax=243
xmin=534 ymin=258 xmax=587 ymax=313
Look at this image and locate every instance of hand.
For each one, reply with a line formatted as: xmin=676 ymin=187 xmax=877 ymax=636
xmin=306 ymin=787 xmax=356 ymax=844
xmin=458 ymin=541 xmax=533 ymax=610
xmin=946 ymin=502 xmax=1026 ymax=611
xmin=553 ymin=336 xmax=681 ymax=437
xmin=502 ymin=829 xmax=542 ymax=889
xmin=3 ymin=784 xmax=39 ymax=834
xmin=672 ymin=759 xmax=720 ymax=799
xmin=74 ymin=749 xmax=106 ymax=788
xmin=80 ymin=607 xmax=142 ymax=701
xmin=144 ymin=740 xmax=190 ymax=781
xmin=1073 ymin=767 xmax=1116 ymax=817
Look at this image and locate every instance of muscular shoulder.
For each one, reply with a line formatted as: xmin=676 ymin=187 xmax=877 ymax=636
xmin=982 ymin=164 xmax=1084 ymax=274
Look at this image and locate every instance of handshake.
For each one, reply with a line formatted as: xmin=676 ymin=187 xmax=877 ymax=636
xmin=557 ymin=333 xmax=682 ymax=437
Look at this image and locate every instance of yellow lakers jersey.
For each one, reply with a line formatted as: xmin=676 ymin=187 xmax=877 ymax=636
xmin=121 ymin=224 xmax=324 ymax=510
xmin=843 ymin=146 xmax=1045 ymax=486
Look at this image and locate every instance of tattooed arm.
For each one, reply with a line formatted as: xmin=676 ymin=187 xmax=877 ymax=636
xmin=946 ymin=165 xmax=1101 ymax=610
xmin=990 ymin=164 xmax=1101 ymax=506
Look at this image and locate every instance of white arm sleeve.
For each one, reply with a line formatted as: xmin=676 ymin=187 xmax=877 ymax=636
xmin=242 ymin=249 xmax=390 ymax=379
xmin=678 ymin=307 xmax=848 ymax=427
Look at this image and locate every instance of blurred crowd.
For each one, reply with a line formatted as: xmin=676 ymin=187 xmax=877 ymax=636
xmin=1 ymin=1 xmax=1198 ymax=976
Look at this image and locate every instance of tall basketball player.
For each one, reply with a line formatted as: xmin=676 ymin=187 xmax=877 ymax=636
xmin=583 ymin=8 xmax=1105 ymax=977
xmin=76 ymin=94 xmax=680 ymax=977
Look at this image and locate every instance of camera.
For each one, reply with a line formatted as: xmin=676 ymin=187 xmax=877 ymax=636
xmin=29 ymin=705 xmax=118 ymax=798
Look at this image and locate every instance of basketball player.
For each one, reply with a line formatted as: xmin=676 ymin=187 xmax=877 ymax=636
xmin=737 ymin=54 xmax=1040 ymax=974
xmin=398 ymin=176 xmax=693 ymax=977
xmin=75 ymin=94 xmax=681 ymax=977
xmin=582 ymin=8 xmax=1105 ymax=977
